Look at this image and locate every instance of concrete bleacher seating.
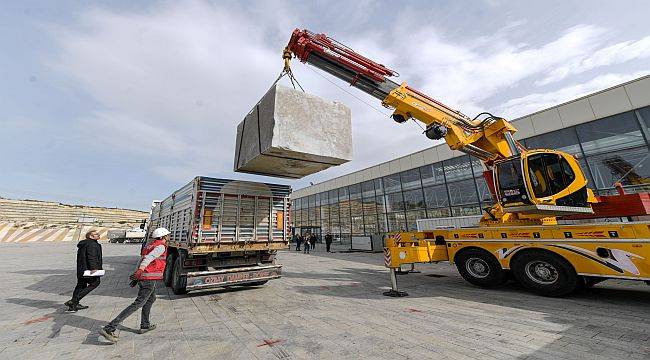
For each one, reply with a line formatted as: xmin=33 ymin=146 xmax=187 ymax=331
xmin=0 ymin=198 xmax=148 ymax=242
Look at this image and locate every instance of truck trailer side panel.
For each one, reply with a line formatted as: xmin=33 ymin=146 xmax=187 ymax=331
xmin=148 ymin=176 xmax=291 ymax=294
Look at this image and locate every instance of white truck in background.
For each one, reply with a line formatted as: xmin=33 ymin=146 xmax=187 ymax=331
xmin=107 ymin=226 xmax=147 ymax=243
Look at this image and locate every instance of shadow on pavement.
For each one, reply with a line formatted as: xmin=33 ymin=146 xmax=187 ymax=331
xmin=12 ymin=255 xmax=141 ymax=299
xmin=156 ymin=283 xmax=261 ymax=301
xmin=280 ymin=248 xmax=384 ymax=267
xmin=16 ymin=255 xmax=286 ymax=301
xmin=289 ymin=262 xmax=650 ymax=359
xmin=6 ymin=297 xmax=113 ymax=345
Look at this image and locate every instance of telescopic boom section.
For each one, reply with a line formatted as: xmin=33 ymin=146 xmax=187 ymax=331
xmin=287 ymin=29 xmax=399 ymax=100
xmin=285 ymin=28 xmax=521 ymax=162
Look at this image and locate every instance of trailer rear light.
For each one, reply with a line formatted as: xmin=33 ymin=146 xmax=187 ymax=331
xmin=276 ymin=211 xmax=284 ymax=230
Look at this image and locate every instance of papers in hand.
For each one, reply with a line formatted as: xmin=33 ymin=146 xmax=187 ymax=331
xmin=83 ymin=270 xmax=105 ymax=277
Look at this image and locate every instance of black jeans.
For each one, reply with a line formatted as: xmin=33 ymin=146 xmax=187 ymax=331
xmin=71 ymin=276 xmax=101 ymax=303
xmin=326 ymin=242 xmax=331 ymax=252
xmin=104 ymin=280 xmax=156 ymax=332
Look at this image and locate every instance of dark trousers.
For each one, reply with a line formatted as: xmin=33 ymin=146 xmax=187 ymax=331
xmin=296 ymin=241 xmax=301 ymax=251
xmin=326 ymin=242 xmax=331 ymax=252
xmin=71 ymin=276 xmax=101 ymax=303
xmin=104 ymin=280 xmax=156 ymax=332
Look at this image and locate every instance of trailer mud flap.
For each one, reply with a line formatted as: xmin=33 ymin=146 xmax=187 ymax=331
xmin=186 ymin=265 xmax=282 ymax=291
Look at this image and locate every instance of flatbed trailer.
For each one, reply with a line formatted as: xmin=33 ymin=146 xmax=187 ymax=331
xmin=148 ymin=176 xmax=290 ymax=294
xmin=384 ymin=222 xmax=650 ymax=297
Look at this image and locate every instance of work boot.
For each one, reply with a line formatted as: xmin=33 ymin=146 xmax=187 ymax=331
xmin=138 ymin=324 xmax=157 ymax=334
xmin=99 ymin=328 xmax=118 ymax=343
xmin=75 ymin=304 xmax=89 ymax=310
xmin=65 ymin=300 xmax=77 ymax=312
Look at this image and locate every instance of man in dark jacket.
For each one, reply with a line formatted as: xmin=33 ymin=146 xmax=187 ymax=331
xmin=310 ymin=233 xmax=317 ymax=250
xmin=325 ymin=233 xmax=333 ymax=253
xmin=296 ymin=233 xmax=303 ymax=251
xmin=65 ymin=230 xmax=103 ymax=311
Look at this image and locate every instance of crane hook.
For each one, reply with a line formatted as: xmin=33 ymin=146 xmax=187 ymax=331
xmin=282 ymin=47 xmax=292 ymax=73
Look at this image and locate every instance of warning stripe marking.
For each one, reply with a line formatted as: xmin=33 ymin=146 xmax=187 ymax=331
xmin=0 ymin=222 xmax=125 ymax=243
xmin=384 ymin=249 xmax=391 ymax=267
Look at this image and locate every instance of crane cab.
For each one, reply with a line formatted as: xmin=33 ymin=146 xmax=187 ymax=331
xmin=493 ymin=150 xmax=593 ymax=215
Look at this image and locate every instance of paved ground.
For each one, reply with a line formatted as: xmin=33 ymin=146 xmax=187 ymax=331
xmin=1 ymin=242 xmax=649 ymax=360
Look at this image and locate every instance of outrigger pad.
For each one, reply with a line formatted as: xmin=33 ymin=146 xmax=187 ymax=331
xmin=234 ymin=84 xmax=353 ymax=179
xmin=382 ymin=290 xmax=409 ymax=297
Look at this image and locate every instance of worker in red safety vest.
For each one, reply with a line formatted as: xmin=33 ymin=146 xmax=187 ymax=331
xmin=100 ymin=228 xmax=169 ymax=343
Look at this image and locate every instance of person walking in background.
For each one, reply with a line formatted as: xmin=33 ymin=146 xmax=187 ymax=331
xmin=325 ymin=232 xmax=333 ymax=253
xmin=65 ymin=230 xmax=103 ymax=312
xmin=99 ymin=228 xmax=170 ymax=343
xmin=296 ymin=233 xmax=303 ymax=251
xmin=310 ymin=233 xmax=317 ymax=251
xmin=291 ymin=233 xmax=298 ymax=251
xmin=303 ymin=233 xmax=311 ymax=254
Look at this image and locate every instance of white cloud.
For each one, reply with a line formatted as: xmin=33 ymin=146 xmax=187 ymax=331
xmin=496 ymin=71 xmax=649 ymax=119
xmin=50 ymin=1 xmax=293 ymax=181
xmin=48 ymin=0 xmax=650 ymax=190
xmin=537 ymin=36 xmax=650 ymax=85
xmin=390 ymin=24 xmax=608 ymax=113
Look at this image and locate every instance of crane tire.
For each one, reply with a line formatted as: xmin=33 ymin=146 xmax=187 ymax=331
xmin=511 ymin=249 xmax=577 ymax=297
xmin=455 ymin=248 xmax=507 ymax=288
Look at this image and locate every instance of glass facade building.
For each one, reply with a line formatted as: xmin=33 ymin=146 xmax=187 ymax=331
xmin=291 ymin=89 xmax=650 ymax=241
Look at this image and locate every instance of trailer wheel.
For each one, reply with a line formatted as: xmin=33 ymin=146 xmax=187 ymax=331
xmin=455 ymin=248 xmax=507 ymax=288
xmin=163 ymin=253 xmax=175 ymax=287
xmin=511 ymin=249 xmax=577 ymax=297
xmin=171 ymin=256 xmax=187 ymax=295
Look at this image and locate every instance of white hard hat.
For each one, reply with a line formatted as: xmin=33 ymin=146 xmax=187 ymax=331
xmin=152 ymin=228 xmax=171 ymax=239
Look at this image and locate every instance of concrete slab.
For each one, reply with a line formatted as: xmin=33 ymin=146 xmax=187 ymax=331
xmin=234 ymin=85 xmax=352 ymax=179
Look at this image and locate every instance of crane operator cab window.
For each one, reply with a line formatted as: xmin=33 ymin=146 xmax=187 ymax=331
xmin=496 ymin=159 xmax=530 ymax=205
xmin=526 ymin=153 xmax=575 ymax=199
xmin=496 ymin=151 xmax=589 ymax=210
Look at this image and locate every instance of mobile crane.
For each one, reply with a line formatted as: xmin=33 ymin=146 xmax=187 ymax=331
xmin=283 ymin=29 xmax=650 ymax=297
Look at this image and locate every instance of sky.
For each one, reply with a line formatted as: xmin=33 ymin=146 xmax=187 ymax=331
xmin=1 ymin=0 xmax=649 ymax=210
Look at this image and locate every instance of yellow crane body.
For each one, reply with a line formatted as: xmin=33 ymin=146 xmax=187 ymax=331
xmin=284 ymin=28 xmax=650 ymax=296
xmin=384 ymin=223 xmax=650 ymax=296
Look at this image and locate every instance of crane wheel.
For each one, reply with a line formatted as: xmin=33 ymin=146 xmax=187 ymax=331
xmin=163 ymin=253 xmax=175 ymax=287
xmin=455 ymin=248 xmax=507 ymax=288
xmin=171 ymin=256 xmax=187 ymax=295
xmin=511 ymin=250 xmax=577 ymax=297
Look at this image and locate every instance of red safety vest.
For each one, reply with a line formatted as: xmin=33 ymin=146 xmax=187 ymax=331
xmin=139 ymin=239 xmax=167 ymax=280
